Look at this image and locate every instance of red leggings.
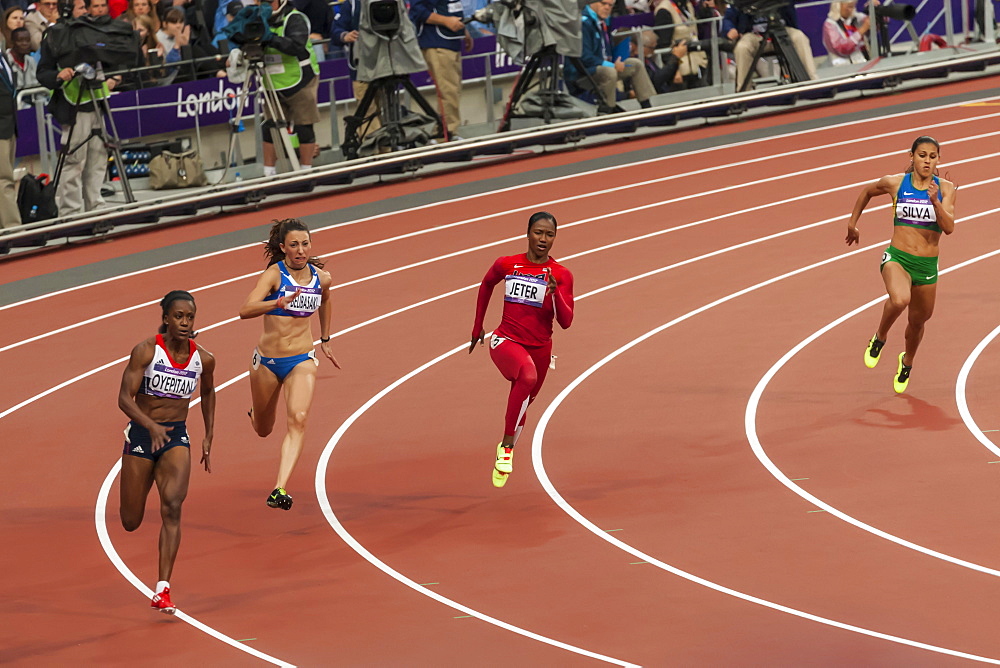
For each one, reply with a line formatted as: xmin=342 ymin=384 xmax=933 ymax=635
xmin=489 ymin=335 xmax=552 ymax=441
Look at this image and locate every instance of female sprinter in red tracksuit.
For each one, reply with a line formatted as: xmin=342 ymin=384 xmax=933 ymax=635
xmin=469 ymin=211 xmax=574 ymax=488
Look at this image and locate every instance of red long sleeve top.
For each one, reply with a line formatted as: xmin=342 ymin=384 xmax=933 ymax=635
xmin=472 ymin=253 xmax=575 ymax=347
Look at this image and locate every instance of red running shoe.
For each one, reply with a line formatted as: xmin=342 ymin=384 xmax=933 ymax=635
xmin=151 ymin=587 xmax=176 ymax=614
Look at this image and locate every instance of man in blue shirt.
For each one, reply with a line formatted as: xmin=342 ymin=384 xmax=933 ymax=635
xmin=565 ymin=0 xmax=655 ymax=111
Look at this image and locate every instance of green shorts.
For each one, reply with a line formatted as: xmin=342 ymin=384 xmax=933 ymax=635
xmin=880 ymin=245 xmax=939 ymax=285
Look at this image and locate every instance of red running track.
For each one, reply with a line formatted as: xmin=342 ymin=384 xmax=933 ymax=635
xmin=2 ymin=75 xmax=1000 ymax=666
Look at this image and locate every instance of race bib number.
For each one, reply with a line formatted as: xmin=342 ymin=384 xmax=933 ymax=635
xmin=504 ymin=274 xmax=546 ymax=307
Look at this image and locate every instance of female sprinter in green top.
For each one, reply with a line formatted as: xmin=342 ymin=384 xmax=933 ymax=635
xmin=846 ymin=135 xmax=957 ymax=393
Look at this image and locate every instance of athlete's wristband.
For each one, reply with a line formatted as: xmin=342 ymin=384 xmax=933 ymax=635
xmin=320 ymin=336 xmax=330 ymax=342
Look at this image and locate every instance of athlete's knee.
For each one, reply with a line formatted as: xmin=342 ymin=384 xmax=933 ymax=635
xmin=287 ymin=409 xmax=309 ymax=432
xmin=253 ymin=420 xmax=273 ymax=438
xmin=517 ymin=364 xmax=537 ymax=389
xmin=889 ymin=293 xmax=910 ymax=310
xmin=160 ymin=497 xmax=184 ymax=524
xmin=121 ymin=512 xmax=143 ymax=532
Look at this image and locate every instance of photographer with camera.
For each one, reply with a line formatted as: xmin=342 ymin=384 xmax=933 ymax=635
xmin=650 ymin=0 xmax=708 ymax=88
xmin=409 ymin=0 xmax=472 ymax=140
xmin=37 ymin=0 xmax=133 ymax=216
xmin=822 ymin=0 xmax=870 ymax=66
xmin=723 ymin=0 xmax=816 ymax=90
xmin=257 ymin=0 xmax=320 ymax=174
xmin=564 ymin=0 xmax=656 ymax=112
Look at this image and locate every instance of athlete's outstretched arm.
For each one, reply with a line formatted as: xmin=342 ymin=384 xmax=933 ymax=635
xmin=317 ymin=270 xmax=341 ymax=367
xmin=198 ymin=350 xmax=216 ymax=472
xmin=846 ymin=175 xmax=897 ymax=246
xmin=470 ymin=259 xmax=505 ymax=353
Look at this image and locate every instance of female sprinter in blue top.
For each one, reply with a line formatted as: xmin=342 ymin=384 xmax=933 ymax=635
xmin=846 ymin=135 xmax=956 ymax=393
xmin=240 ymin=219 xmax=339 ymax=510
xmin=118 ymin=290 xmax=216 ymax=614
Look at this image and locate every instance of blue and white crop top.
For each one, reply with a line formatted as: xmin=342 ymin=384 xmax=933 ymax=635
xmin=140 ymin=335 xmax=203 ymax=400
xmin=893 ymin=173 xmax=942 ymax=234
xmin=264 ymin=261 xmax=323 ymax=318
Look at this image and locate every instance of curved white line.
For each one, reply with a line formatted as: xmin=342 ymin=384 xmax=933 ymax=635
xmin=95 ymin=459 xmax=295 ymax=667
xmin=313 ymin=342 xmax=639 ymax=667
xmin=530 ymin=247 xmax=1000 ymax=663
xmin=745 ymin=245 xmax=1000 ymax=576
xmin=956 ymin=323 xmax=1000 ymax=459
xmin=3 ymin=102 xmax=997 ymax=315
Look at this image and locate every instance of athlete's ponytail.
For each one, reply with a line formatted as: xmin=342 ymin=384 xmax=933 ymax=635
xmin=159 ymin=290 xmax=198 ymax=337
xmin=263 ymin=218 xmax=325 ymax=269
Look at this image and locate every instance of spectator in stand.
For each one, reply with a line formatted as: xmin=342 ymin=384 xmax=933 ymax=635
xmin=156 ymin=7 xmax=187 ymax=85
xmin=564 ymin=0 xmax=656 ymax=112
xmin=0 ymin=46 xmax=19 ymax=228
xmin=7 ymin=27 xmax=43 ymax=108
xmin=26 ymin=0 xmax=60 ymax=52
xmin=87 ymin=0 xmax=109 ymax=17
xmin=723 ymin=0 xmax=817 ymax=90
xmin=128 ymin=14 xmax=163 ymax=87
xmin=822 ymin=0 xmax=870 ymax=66
xmin=150 ymin=0 xmax=168 ymax=23
xmin=2 ymin=7 xmax=25 ymax=47
xmin=633 ymin=28 xmax=688 ymax=94
xmin=410 ymin=0 xmax=473 ymax=140
xmin=650 ymin=0 xmax=707 ymax=88
xmin=125 ymin=0 xmax=160 ymax=34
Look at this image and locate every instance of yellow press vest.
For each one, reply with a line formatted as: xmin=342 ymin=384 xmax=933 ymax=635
xmin=263 ymin=11 xmax=320 ymax=91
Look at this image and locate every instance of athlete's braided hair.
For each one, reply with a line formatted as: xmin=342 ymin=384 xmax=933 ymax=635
xmin=159 ymin=290 xmax=197 ymax=337
xmin=263 ymin=218 xmax=325 ymax=269
xmin=527 ymin=211 xmax=557 ymax=233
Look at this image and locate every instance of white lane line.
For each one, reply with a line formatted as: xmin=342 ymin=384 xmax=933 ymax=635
xmin=95 ymin=459 xmax=295 ymax=667
xmin=306 ymin=226 xmax=996 ymax=664
xmin=529 ymin=234 xmax=1000 ymax=663
xmin=3 ymin=100 xmax=997 ymax=314
xmin=313 ymin=342 xmax=639 ymax=667
xmin=956 ymin=323 xmax=1000 ymax=459
xmin=6 ymin=129 xmax=1000 ymax=354
xmin=7 ymin=170 xmax=999 ymax=421
xmin=745 ymin=241 xmax=1000 ymax=576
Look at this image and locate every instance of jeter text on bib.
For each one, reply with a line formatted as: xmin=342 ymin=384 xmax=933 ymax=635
xmin=504 ymin=274 xmax=546 ymax=307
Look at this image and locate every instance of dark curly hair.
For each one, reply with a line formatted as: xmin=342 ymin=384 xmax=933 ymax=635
xmin=263 ymin=218 xmax=325 ymax=268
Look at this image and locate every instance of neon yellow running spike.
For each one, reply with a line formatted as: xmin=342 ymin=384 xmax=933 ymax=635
xmin=495 ymin=443 xmax=513 ymax=474
xmin=492 ymin=468 xmax=509 ymax=488
xmin=864 ymin=334 xmax=885 ymax=368
xmin=893 ymin=352 xmax=912 ymax=394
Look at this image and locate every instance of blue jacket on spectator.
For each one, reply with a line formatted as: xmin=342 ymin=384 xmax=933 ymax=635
xmin=563 ymin=4 xmax=613 ymax=84
xmin=330 ymin=0 xmax=359 ymax=79
xmin=721 ymin=4 xmax=799 ymax=36
xmin=409 ymin=0 xmax=464 ymax=52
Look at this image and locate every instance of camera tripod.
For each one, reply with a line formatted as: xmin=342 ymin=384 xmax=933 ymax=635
xmin=340 ymin=75 xmax=443 ymax=161
xmin=737 ymin=15 xmax=810 ymax=92
xmin=53 ymin=67 xmax=135 ymax=206
xmin=224 ymin=55 xmax=302 ymax=177
xmin=498 ymin=46 xmax=598 ymax=132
